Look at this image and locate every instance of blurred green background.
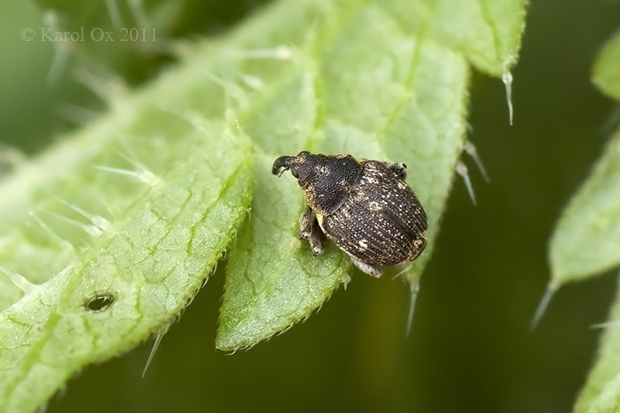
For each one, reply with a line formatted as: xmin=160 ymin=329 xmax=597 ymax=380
xmin=2 ymin=0 xmax=620 ymax=412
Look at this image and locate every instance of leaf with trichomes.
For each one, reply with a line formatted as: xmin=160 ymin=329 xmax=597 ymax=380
xmin=549 ymin=30 xmax=620 ymax=286
xmin=0 ymin=0 xmax=527 ymax=408
xmin=217 ymin=0 xmax=527 ymax=350
xmin=0 ymin=45 xmax=256 ymax=412
xmin=567 ymin=30 xmax=620 ymax=413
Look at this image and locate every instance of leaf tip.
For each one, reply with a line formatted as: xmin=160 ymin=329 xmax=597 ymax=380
xmin=530 ymin=281 xmax=559 ymax=331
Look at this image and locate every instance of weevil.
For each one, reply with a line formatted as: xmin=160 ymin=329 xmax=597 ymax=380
xmin=272 ymin=151 xmax=427 ymax=277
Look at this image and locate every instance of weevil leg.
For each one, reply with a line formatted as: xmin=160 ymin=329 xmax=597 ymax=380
xmin=308 ymin=219 xmax=324 ymax=255
xmin=349 ymin=255 xmax=383 ymax=278
xmin=298 ymin=206 xmax=313 ymax=240
xmin=299 ymin=206 xmax=324 ymax=255
xmin=388 ymin=162 xmax=407 ymax=179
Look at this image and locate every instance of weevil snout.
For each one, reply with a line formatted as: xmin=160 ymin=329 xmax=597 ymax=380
xmin=272 ymin=155 xmax=295 ymax=177
xmin=272 ymin=151 xmax=314 ymax=179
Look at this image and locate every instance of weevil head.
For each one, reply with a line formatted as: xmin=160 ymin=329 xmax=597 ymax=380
xmin=272 ymin=151 xmax=320 ymax=182
xmin=272 ymin=151 xmax=362 ymax=213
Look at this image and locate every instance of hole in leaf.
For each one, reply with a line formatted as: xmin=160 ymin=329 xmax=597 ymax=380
xmin=84 ymin=293 xmax=116 ymax=312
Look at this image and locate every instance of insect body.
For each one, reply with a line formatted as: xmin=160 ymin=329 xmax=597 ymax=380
xmin=272 ymin=151 xmax=427 ymax=277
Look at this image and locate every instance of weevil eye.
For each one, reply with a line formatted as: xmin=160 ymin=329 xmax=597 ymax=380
xmin=291 ymin=167 xmax=300 ymax=179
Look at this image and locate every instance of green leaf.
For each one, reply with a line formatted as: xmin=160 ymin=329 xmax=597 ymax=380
xmin=574 ymin=280 xmax=620 ymax=413
xmin=0 ymin=54 xmax=254 ymax=412
xmin=0 ymin=0 xmax=527 ymax=407
xmin=549 ymin=31 xmax=620 ymax=286
xmin=567 ymin=31 xmax=620 ymax=413
xmin=593 ymin=30 xmax=620 ymax=100
xmin=217 ymin=0 xmax=527 ymax=349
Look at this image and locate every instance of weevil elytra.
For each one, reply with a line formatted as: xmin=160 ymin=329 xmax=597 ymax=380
xmin=272 ymin=151 xmax=427 ymax=277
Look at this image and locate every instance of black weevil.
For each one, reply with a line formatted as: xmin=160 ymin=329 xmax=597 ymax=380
xmin=272 ymin=151 xmax=427 ymax=277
